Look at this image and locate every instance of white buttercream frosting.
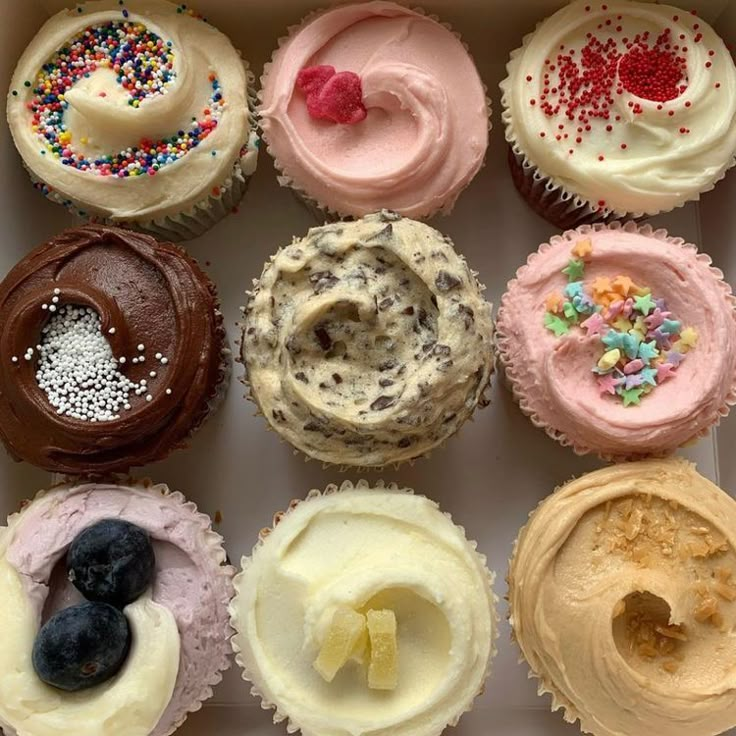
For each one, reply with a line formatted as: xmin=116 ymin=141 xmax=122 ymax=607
xmin=500 ymin=0 xmax=736 ymax=216
xmin=231 ymin=482 xmax=496 ymax=736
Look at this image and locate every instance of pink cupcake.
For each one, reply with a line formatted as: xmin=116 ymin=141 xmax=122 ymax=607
xmin=496 ymin=221 xmax=736 ymax=459
xmin=259 ymin=1 xmax=489 ymax=219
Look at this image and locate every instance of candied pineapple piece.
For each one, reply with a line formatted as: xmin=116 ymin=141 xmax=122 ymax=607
xmin=313 ymin=606 xmax=367 ymax=683
xmin=367 ymin=609 xmax=398 ymax=690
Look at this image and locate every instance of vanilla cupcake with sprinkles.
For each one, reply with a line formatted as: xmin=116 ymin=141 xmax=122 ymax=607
xmin=500 ymin=0 xmax=736 ymax=229
xmin=6 ymin=0 xmax=258 ymax=241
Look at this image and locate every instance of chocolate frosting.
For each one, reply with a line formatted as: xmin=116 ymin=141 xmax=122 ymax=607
xmin=0 ymin=225 xmax=225 ymax=474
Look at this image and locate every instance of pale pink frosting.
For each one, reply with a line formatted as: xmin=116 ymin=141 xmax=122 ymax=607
xmin=260 ymin=1 xmax=489 ymax=218
xmin=2 ymin=482 xmax=234 ymax=736
xmin=496 ymin=222 xmax=736 ymax=459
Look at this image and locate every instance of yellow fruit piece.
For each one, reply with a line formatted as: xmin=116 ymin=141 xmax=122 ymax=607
xmin=571 ymin=238 xmax=593 ymax=259
xmin=598 ymin=349 xmax=621 ymax=372
xmin=367 ymin=609 xmax=398 ymax=690
xmin=313 ymin=606 xmax=367 ymax=683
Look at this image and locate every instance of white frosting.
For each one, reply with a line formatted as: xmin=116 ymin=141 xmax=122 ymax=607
xmin=500 ymin=0 xmax=736 ymax=216
xmin=231 ymin=485 xmax=496 ymax=736
xmin=0 ymin=558 xmax=180 ymax=736
xmin=6 ymin=0 xmax=253 ymax=222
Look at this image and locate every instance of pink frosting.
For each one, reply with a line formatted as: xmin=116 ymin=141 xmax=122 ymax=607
xmin=3 ymin=483 xmax=234 ymax=736
xmin=497 ymin=223 xmax=736 ymax=458
xmin=260 ymin=1 xmax=488 ymax=218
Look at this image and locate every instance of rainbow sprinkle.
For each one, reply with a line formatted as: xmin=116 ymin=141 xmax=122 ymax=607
xmin=24 ymin=21 xmax=224 ymax=177
xmin=543 ymin=238 xmax=698 ymax=406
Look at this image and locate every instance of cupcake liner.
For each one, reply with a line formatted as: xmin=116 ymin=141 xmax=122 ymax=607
xmin=28 ymin=66 xmax=260 ymax=243
xmin=495 ymin=220 xmax=736 ymax=461
xmin=0 ymin=478 xmax=235 ymax=736
xmin=259 ymin=5 xmax=492 ymax=223
xmin=230 ymin=479 xmax=498 ymax=735
xmin=500 ymin=30 xmax=736 ymax=230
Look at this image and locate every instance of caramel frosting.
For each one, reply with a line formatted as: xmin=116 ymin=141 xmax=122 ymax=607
xmin=241 ymin=212 xmax=494 ymax=466
xmin=509 ymin=459 xmax=736 ymax=736
xmin=0 ymin=225 xmax=225 ymax=474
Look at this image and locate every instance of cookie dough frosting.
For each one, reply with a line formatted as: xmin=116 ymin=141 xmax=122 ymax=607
xmin=0 ymin=481 xmax=233 ymax=736
xmin=241 ymin=212 xmax=494 ymax=466
xmin=509 ymin=459 xmax=736 ymax=736
xmin=0 ymin=225 xmax=226 ymax=474
xmin=231 ymin=482 xmax=496 ymax=736
xmin=500 ymin=0 xmax=736 ymax=217
xmin=496 ymin=222 xmax=736 ymax=459
xmin=260 ymin=1 xmax=489 ymax=218
xmin=6 ymin=0 xmax=256 ymax=225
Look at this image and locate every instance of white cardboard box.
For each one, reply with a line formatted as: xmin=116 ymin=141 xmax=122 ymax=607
xmin=1 ymin=1 xmax=735 ymax=734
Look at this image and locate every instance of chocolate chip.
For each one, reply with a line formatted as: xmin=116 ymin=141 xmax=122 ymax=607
xmin=443 ymin=412 xmax=457 ymax=423
xmin=314 ymin=326 xmax=332 ymax=351
xmin=417 ymin=308 xmax=433 ymax=332
xmin=294 ymin=372 xmax=309 ymax=384
xmin=332 ymin=373 xmax=343 ymax=384
xmin=397 ymin=436 xmax=414 ymax=448
xmin=435 ymin=271 xmax=461 ymax=291
xmin=367 ymin=224 xmax=393 ymax=242
xmin=378 ymin=358 xmax=398 ymax=372
xmin=286 ymin=336 xmax=301 ymax=355
xmin=439 ymin=359 xmax=454 ymax=371
xmin=246 ymin=326 xmax=256 ymax=335
xmin=309 ymin=271 xmax=339 ymax=294
xmin=272 ymin=409 xmax=286 ymax=423
xmin=402 ymin=306 xmax=415 ymax=316
xmin=458 ymin=304 xmax=475 ymax=329
xmin=422 ymin=341 xmax=437 ymax=354
xmin=370 ymin=395 xmax=397 ymax=411
xmin=433 ymin=344 xmax=451 ymax=356
xmin=378 ymin=297 xmax=394 ymax=311
xmin=379 ymin=378 xmax=394 ymax=387
xmin=379 ymin=210 xmax=402 ymax=222
xmin=431 ymin=250 xmax=449 ymax=262
xmin=319 ymin=382 xmax=329 ymax=389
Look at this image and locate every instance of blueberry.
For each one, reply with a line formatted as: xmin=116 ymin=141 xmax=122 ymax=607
xmin=67 ymin=519 xmax=155 ymax=607
xmin=32 ymin=602 xmax=130 ymax=691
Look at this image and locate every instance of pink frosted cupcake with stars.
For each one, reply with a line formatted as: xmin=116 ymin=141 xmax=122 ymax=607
xmin=259 ymin=1 xmax=489 ymax=220
xmin=6 ymin=0 xmax=258 ymax=241
xmin=500 ymin=0 xmax=736 ymax=230
xmin=496 ymin=222 xmax=736 ymax=460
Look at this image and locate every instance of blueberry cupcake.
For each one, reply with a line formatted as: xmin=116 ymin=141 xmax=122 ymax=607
xmin=240 ymin=212 xmax=494 ymax=467
xmin=500 ymin=0 xmax=736 ymax=229
xmin=231 ymin=480 xmax=497 ymax=736
xmin=0 ymin=478 xmax=233 ymax=736
xmin=496 ymin=222 xmax=736 ymax=459
xmin=509 ymin=458 xmax=736 ymax=736
xmin=0 ymin=224 xmax=228 ymax=474
xmin=6 ymin=0 xmax=258 ymax=241
xmin=260 ymin=1 xmax=489 ymax=219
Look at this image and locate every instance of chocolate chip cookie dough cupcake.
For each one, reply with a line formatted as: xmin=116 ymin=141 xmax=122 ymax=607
xmin=6 ymin=0 xmax=258 ymax=241
xmin=0 ymin=225 xmax=228 ymax=475
xmin=230 ymin=480 xmax=497 ymax=736
xmin=240 ymin=212 xmax=494 ymax=467
xmin=509 ymin=459 xmax=736 ymax=736
xmin=0 ymin=478 xmax=233 ymax=736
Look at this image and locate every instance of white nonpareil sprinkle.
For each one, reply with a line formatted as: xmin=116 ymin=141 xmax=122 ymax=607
xmin=35 ymin=304 xmax=151 ymax=422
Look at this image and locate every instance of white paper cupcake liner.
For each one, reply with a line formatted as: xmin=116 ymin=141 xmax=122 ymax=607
xmin=0 ymin=478 xmax=235 ymax=736
xmin=229 ymin=479 xmax=498 ymax=735
xmin=259 ymin=5 xmax=492 ymax=223
xmin=495 ymin=220 xmax=736 ymax=461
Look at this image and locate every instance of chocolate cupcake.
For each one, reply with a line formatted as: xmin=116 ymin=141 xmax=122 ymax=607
xmin=0 ymin=225 xmax=228 ymax=474
xmin=240 ymin=212 xmax=494 ymax=467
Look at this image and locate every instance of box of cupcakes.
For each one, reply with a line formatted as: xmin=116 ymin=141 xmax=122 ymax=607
xmin=1 ymin=1 xmax=736 ymax=735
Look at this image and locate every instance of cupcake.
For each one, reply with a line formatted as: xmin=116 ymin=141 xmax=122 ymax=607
xmin=0 ymin=478 xmax=233 ymax=736
xmin=230 ymin=480 xmax=496 ymax=736
xmin=500 ymin=0 xmax=736 ymax=230
xmin=496 ymin=221 xmax=736 ymax=459
xmin=0 ymin=224 xmax=228 ymax=475
xmin=508 ymin=458 xmax=736 ymax=736
xmin=6 ymin=0 xmax=258 ymax=241
xmin=240 ymin=212 xmax=494 ymax=467
xmin=259 ymin=1 xmax=489 ymax=220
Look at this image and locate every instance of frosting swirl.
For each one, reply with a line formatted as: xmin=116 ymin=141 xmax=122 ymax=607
xmin=496 ymin=222 xmax=736 ymax=458
xmin=500 ymin=0 xmax=736 ymax=217
xmin=231 ymin=482 xmax=496 ymax=736
xmin=6 ymin=0 xmax=254 ymax=222
xmin=0 ymin=481 xmax=233 ymax=736
xmin=241 ymin=212 xmax=494 ymax=466
xmin=260 ymin=1 xmax=488 ymax=218
xmin=0 ymin=225 xmax=225 ymax=474
xmin=509 ymin=459 xmax=736 ymax=736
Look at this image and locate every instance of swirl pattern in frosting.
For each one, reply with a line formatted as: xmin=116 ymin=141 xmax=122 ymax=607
xmin=260 ymin=1 xmax=489 ymax=218
xmin=0 ymin=481 xmax=234 ymax=736
xmin=509 ymin=459 xmax=736 ymax=736
xmin=500 ymin=0 xmax=736 ymax=217
xmin=0 ymin=225 xmax=226 ymax=474
xmin=231 ymin=482 xmax=496 ymax=736
xmin=241 ymin=212 xmax=494 ymax=467
xmin=496 ymin=222 xmax=736 ymax=459
xmin=6 ymin=0 xmax=255 ymax=223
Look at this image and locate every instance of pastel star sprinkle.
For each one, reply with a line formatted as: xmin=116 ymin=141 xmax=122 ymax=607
xmin=612 ymin=275 xmax=636 ymax=296
xmin=638 ymin=340 xmax=660 ymax=365
xmin=657 ymin=362 xmax=677 ymax=381
xmin=562 ymin=302 xmax=579 ymax=323
xmin=562 ymin=258 xmax=585 ymax=281
xmin=565 ymin=281 xmax=585 ymax=299
xmin=545 ymin=292 xmax=564 ymax=313
xmin=581 ymin=313 xmax=605 ymax=336
xmin=602 ymin=330 xmax=626 ymax=350
xmin=592 ymin=277 xmax=612 ymax=296
xmin=597 ymin=373 xmax=621 ymax=395
xmin=621 ymin=387 xmax=645 ymax=406
xmin=544 ymin=312 xmax=570 ymax=337
xmin=633 ymin=293 xmax=656 ymax=315
xmin=639 ymin=366 xmax=658 ymax=386
xmin=666 ymin=351 xmax=685 ymax=367
xmin=612 ymin=317 xmax=633 ymax=333
xmin=679 ymin=326 xmax=699 ymax=349
xmin=624 ymin=373 xmax=645 ymax=390
xmin=645 ymin=308 xmax=670 ymax=330
xmin=572 ymin=238 xmax=593 ymax=259
xmin=660 ymin=318 xmax=682 ymax=335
